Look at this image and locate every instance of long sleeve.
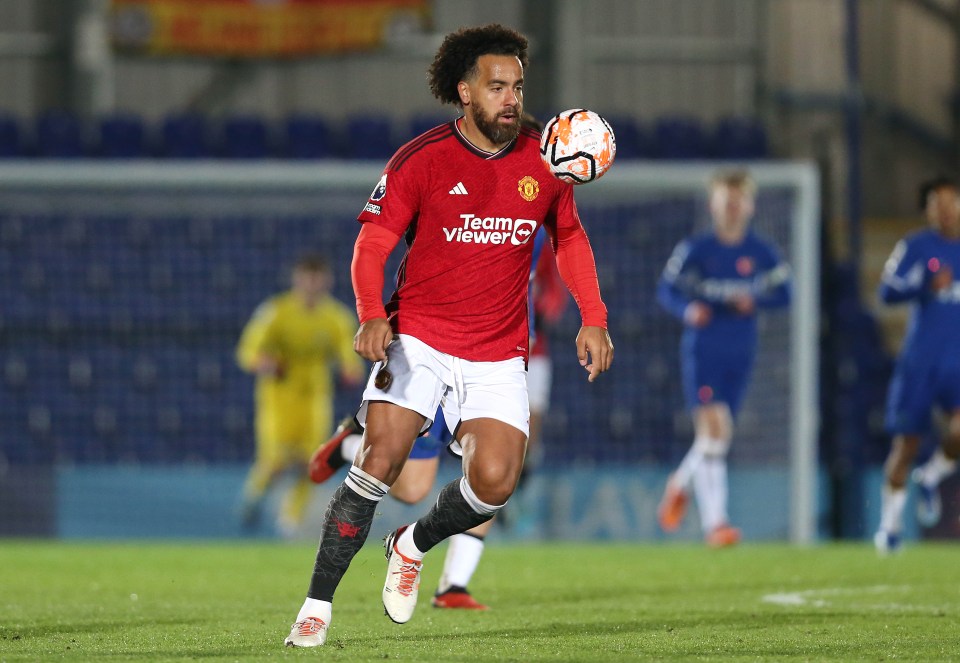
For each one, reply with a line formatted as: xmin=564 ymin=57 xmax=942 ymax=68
xmin=879 ymin=239 xmax=928 ymax=304
xmin=657 ymin=239 xmax=696 ymax=320
xmin=236 ymin=300 xmax=277 ymax=372
xmin=351 ymin=221 xmax=402 ymax=323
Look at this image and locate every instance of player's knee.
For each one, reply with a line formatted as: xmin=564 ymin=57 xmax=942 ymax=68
xmin=465 ymin=462 xmax=517 ymax=506
xmin=692 ymin=435 xmax=730 ymax=458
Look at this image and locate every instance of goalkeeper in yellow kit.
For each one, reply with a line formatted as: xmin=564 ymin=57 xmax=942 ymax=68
xmin=237 ymin=254 xmax=364 ymax=536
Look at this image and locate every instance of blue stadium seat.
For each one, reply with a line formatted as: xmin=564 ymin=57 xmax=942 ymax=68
xmin=407 ymin=113 xmax=450 ymax=142
xmin=712 ymin=116 xmax=769 ymax=159
xmin=98 ymin=113 xmax=148 ymax=158
xmin=344 ymin=114 xmax=395 ymax=160
xmin=221 ymin=114 xmax=269 ymax=159
xmin=160 ymin=113 xmax=210 ymax=158
xmin=653 ymin=116 xmax=708 ymax=159
xmin=0 ymin=114 xmax=22 ymax=157
xmin=603 ymin=115 xmax=652 ymax=160
xmin=283 ymin=114 xmax=332 ymax=159
xmin=35 ymin=110 xmax=85 ymax=158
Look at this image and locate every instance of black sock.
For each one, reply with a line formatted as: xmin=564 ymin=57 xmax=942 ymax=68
xmin=412 ymin=479 xmax=495 ymax=553
xmin=307 ymin=482 xmax=379 ymax=601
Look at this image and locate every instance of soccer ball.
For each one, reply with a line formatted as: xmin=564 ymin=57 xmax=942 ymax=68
xmin=539 ymin=109 xmax=616 ymax=184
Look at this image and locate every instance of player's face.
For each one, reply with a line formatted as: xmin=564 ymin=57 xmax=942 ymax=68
xmin=710 ymin=184 xmax=754 ymax=240
xmin=292 ymin=268 xmax=332 ymax=302
xmin=462 ymin=54 xmax=524 ymax=147
xmin=926 ymin=185 xmax=960 ymax=238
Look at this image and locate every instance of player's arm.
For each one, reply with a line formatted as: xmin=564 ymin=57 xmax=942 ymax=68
xmin=236 ymin=301 xmax=283 ymax=377
xmin=549 ymin=190 xmax=613 ymax=382
xmin=752 ymin=244 xmax=792 ymax=309
xmin=351 ymin=221 xmax=402 ymax=362
xmin=656 ymin=239 xmax=711 ymax=326
xmin=878 ymin=239 xmax=931 ymax=304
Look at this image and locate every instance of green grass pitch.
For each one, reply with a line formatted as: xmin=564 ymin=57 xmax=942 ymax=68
xmin=1 ymin=541 xmax=958 ymax=661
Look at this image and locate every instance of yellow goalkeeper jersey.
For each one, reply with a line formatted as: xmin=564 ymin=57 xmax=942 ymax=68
xmin=236 ymin=291 xmax=363 ymax=445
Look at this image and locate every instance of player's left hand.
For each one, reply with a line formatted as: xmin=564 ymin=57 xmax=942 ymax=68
xmin=729 ymin=293 xmax=756 ymax=315
xmin=576 ymin=326 xmax=614 ymax=382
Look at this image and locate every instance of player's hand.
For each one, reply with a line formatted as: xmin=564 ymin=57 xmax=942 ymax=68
xmin=684 ymin=301 xmax=712 ymax=327
xmin=930 ymin=264 xmax=953 ymax=292
xmin=354 ymin=317 xmax=393 ymax=362
xmin=576 ymin=326 xmax=613 ymax=383
xmin=254 ymin=354 xmax=284 ymax=379
xmin=729 ymin=293 xmax=756 ymax=316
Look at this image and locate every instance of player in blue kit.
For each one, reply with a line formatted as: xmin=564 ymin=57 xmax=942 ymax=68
xmin=655 ymin=170 xmax=791 ymax=547
xmin=874 ymin=176 xmax=960 ymax=554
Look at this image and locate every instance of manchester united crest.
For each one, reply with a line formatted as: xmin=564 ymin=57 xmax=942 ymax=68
xmin=518 ymin=175 xmax=539 ymax=202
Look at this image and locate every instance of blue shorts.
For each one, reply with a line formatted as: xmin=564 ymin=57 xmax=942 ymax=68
xmin=885 ymin=356 xmax=960 ymax=434
xmin=408 ymin=408 xmax=454 ymax=460
xmin=681 ymin=347 xmax=754 ymax=416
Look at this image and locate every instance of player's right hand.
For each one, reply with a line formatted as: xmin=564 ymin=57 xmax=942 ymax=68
xmin=354 ymin=317 xmax=393 ymax=362
xmin=684 ymin=301 xmax=712 ymax=328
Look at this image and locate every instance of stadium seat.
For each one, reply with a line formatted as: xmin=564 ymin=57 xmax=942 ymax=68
xmin=344 ymin=114 xmax=395 ymax=160
xmin=283 ymin=114 xmax=333 ymax=159
xmin=160 ymin=113 xmax=210 ymax=158
xmin=712 ymin=116 xmax=769 ymax=159
xmin=0 ymin=114 xmax=22 ymax=157
xmin=603 ymin=115 xmax=652 ymax=160
xmin=653 ymin=116 xmax=708 ymax=160
xmin=407 ymin=113 xmax=451 ymax=142
xmin=98 ymin=113 xmax=148 ymax=158
xmin=221 ymin=114 xmax=269 ymax=159
xmin=35 ymin=110 xmax=85 ymax=158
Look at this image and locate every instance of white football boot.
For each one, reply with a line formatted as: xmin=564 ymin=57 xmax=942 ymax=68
xmin=382 ymin=526 xmax=423 ymax=624
xmin=284 ymin=616 xmax=328 ymax=647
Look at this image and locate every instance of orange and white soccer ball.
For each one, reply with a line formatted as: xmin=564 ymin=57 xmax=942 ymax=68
xmin=539 ymin=109 xmax=616 ymax=184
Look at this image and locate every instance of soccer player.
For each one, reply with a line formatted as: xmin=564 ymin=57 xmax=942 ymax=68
xmin=235 ymin=254 xmax=363 ymax=537
xmin=874 ymin=176 xmax=960 ymax=554
xmin=307 ymin=228 xmax=562 ymax=611
xmin=655 ymin=170 xmax=791 ymax=547
xmin=284 ymin=23 xmax=613 ymax=647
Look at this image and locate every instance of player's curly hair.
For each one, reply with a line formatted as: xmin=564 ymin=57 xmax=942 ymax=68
xmin=428 ymin=24 xmax=529 ymax=106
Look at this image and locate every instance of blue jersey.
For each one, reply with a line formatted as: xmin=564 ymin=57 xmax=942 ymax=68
xmin=658 ymin=230 xmax=791 ymax=413
xmin=879 ymin=229 xmax=960 ymax=361
xmin=657 ymin=230 xmax=791 ymax=354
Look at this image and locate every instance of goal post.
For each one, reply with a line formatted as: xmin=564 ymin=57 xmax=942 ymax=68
xmin=0 ymin=160 xmax=819 ymax=543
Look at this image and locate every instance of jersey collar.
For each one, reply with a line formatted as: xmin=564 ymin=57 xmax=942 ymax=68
xmin=452 ymin=117 xmax=518 ymax=160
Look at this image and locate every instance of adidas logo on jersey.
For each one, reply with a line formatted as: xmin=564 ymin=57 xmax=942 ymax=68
xmin=448 ymin=182 xmax=468 ymax=195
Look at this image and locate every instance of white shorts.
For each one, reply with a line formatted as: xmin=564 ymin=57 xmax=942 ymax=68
xmin=526 ymin=355 xmax=553 ymax=413
xmin=357 ymin=334 xmax=530 ymax=439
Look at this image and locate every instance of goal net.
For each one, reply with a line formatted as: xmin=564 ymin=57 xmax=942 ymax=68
xmin=0 ymin=161 xmax=818 ymax=542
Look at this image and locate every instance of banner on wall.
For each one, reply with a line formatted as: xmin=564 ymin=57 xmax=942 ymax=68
xmin=110 ymin=0 xmax=431 ymax=57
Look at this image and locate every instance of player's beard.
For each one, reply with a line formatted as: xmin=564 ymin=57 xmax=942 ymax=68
xmin=471 ymin=104 xmax=521 ymax=146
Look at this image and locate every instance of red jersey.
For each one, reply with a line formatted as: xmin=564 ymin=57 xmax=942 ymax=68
xmin=357 ymin=119 xmax=585 ymax=362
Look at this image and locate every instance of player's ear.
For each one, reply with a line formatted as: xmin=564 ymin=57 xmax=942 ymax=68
xmin=457 ymin=81 xmax=470 ymax=106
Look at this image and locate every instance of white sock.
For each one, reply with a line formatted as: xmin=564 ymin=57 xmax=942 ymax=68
xmin=916 ymin=448 xmax=957 ymax=488
xmin=706 ymin=457 xmax=729 ymax=526
xmin=879 ymin=484 xmax=907 ymax=534
xmin=395 ymin=523 xmax=426 ymax=561
xmin=341 ymin=434 xmax=362 ymax=463
xmin=673 ymin=445 xmax=704 ymax=490
xmin=693 ymin=457 xmax=729 ymax=532
xmin=437 ymin=533 xmax=485 ymax=593
xmin=296 ymin=598 xmax=332 ymax=624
